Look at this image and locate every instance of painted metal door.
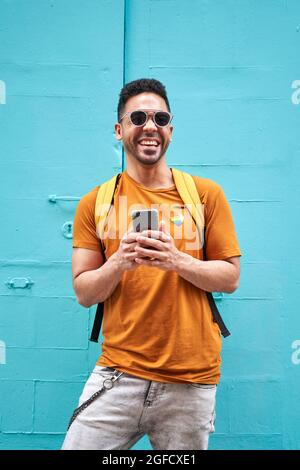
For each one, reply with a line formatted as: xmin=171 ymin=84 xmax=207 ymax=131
xmin=0 ymin=0 xmax=124 ymax=449
xmin=124 ymin=0 xmax=300 ymax=451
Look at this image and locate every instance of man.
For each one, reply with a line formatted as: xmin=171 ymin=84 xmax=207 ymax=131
xmin=62 ymin=78 xmax=241 ymax=450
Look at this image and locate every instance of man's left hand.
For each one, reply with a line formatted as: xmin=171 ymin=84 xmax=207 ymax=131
xmin=134 ymin=220 xmax=181 ymax=271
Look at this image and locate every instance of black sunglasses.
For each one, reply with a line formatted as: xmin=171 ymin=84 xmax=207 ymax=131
xmin=119 ymin=109 xmax=173 ymax=128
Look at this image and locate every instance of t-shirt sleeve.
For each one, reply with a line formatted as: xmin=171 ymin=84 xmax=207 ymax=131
xmin=72 ymin=188 xmax=102 ymax=252
xmin=204 ymin=184 xmax=242 ymax=261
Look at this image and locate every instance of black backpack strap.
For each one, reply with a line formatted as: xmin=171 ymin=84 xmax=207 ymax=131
xmin=205 ymin=292 xmax=230 ymax=338
xmin=203 ymin=227 xmax=231 ymax=338
xmin=90 ymin=173 xmax=122 ymax=343
xmin=90 ymin=302 xmax=104 ymax=343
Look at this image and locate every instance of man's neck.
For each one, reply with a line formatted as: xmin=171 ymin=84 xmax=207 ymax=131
xmin=125 ymin=160 xmax=174 ymax=189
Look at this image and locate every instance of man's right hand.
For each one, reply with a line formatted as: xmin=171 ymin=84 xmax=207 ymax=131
xmin=110 ymin=231 xmax=140 ymax=272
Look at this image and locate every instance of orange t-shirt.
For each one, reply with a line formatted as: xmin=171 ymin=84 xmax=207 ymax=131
xmin=73 ymin=170 xmax=242 ymax=384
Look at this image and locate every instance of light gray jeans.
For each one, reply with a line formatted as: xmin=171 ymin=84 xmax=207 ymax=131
xmin=62 ymin=365 xmax=217 ymax=450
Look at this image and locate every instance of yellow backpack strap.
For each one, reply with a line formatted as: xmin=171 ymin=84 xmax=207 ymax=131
xmin=171 ymin=168 xmax=230 ymax=338
xmin=94 ymin=173 xmax=121 ymax=242
xmin=90 ymin=173 xmax=121 ymax=343
xmin=171 ymin=167 xmax=205 ymax=248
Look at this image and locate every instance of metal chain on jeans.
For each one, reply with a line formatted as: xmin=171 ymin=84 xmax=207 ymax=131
xmin=67 ymin=371 xmax=124 ymax=430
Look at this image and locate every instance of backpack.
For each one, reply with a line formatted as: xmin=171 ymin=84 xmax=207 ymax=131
xmin=90 ymin=168 xmax=230 ymax=342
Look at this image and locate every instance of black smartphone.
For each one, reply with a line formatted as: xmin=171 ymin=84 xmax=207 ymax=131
xmin=131 ymin=209 xmax=159 ymax=233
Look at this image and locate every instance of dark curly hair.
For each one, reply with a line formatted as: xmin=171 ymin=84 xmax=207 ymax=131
xmin=117 ymin=78 xmax=171 ymax=122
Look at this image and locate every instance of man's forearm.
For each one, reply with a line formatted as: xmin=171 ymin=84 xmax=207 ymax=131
xmin=74 ymin=254 xmax=123 ymax=308
xmin=175 ymin=252 xmax=239 ymax=293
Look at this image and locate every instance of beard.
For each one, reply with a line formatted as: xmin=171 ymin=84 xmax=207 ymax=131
xmin=123 ymin=139 xmax=171 ymax=166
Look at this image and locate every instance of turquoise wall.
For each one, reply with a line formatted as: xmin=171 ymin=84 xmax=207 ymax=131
xmin=0 ymin=0 xmax=299 ymax=450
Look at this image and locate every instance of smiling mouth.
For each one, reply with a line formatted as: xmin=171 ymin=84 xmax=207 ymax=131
xmin=137 ymin=139 xmax=161 ymax=149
